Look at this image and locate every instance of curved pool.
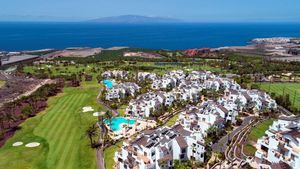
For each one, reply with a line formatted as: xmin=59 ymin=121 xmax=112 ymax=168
xmin=103 ymin=79 xmax=114 ymax=89
xmin=105 ymin=117 xmax=135 ymax=132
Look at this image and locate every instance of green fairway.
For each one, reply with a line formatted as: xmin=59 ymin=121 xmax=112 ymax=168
xmin=257 ymin=83 xmax=300 ymax=109
xmin=0 ymin=81 xmax=106 ymax=169
xmin=104 ymin=141 xmax=123 ymax=169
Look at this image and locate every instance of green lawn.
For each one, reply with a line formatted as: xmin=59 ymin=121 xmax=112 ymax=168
xmin=248 ymin=119 xmax=273 ymax=142
xmin=165 ymin=114 xmax=179 ymax=127
xmin=117 ymin=105 xmax=127 ymax=117
xmin=0 ymin=80 xmax=5 ymax=88
xmin=243 ymin=119 xmax=273 ymax=156
xmin=257 ymin=83 xmax=300 ymax=109
xmin=0 ymin=81 xmax=106 ymax=169
xmin=104 ymin=141 xmax=123 ymax=169
xmin=243 ymin=144 xmax=257 ymax=156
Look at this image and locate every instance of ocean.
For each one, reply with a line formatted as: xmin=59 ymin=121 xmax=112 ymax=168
xmin=1 ymin=22 xmax=300 ymax=51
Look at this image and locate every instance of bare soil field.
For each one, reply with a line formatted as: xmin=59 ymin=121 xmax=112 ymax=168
xmin=43 ymin=48 xmax=102 ymax=59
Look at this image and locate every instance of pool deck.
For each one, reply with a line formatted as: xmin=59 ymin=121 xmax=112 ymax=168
xmin=107 ymin=118 xmax=157 ymax=140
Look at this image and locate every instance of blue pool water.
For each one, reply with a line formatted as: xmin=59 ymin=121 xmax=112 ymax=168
xmin=103 ymin=79 xmax=113 ymax=89
xmin=105 ymin=117 xmax=135 ymax=132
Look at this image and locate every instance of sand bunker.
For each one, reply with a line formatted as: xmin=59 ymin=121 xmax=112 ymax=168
xmin=12 ymin=142 xmax=23 ymax=147
xmin=93 ymin=112 xmax=100 ymax=117
xmin=25 ymin=142 xmax=40 ymax=148
xmin=82 ymin=106 xmax=94 ymax=112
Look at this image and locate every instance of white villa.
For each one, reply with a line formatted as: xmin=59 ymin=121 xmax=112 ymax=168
xmin=105 ymin=82 xmax=140 ymax=101
xmin=114 ymin=124 xmax=205 ymax=169
xmin=125 ymin=91 xmax=175 ymax=118
xmin=178 ymin=101 xmax=233 ymax=138
xmin=138 ymin=72 xmax=157 ymax=82
xmin=172 ymin=80 xmax=203 ymax=103
xmin=152 ymin=77 xmax=177 ymax=90
xmin=203 ymin=77 xmax=241 ymax=91
xmin=102 ymin=70 xmax=129 ymax=79
xmin=187 ymin=70 xmax=215 ymax=81
xmin=151 ymin=70 xmax=186 ymax=90
xmin=222 ymin=88 xmax=277 ymax=112
xmin=255 ymin=115 xmax=300 ymax=169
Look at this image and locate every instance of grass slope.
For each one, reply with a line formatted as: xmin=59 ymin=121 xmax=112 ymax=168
xmin=257 ymin=83 xmax=300 ymax=109
xmin=104 ymin=141 xmax=123 ymax=169
xmin=165 ymin=114 xmax=179 ymax=127
xmin=244 ymin=119 xmax=273 ymax=156
xmin=0 ymin=80 xmax=5 ymax=88
xmin=0 ymin=81 xmax=105 ymax=169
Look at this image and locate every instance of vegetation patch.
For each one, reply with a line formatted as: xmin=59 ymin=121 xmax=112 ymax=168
xmin=243 ymin=144 xmax=257 ymax=156
xmin=248 ymin=119 xmax=273 ymax=142
xmin=104 ymin=141 xmax=123 ymax=169
xmin=243 ymin=119 xmax=273 ymax=157
xmin=0 ymin=80 xmax=5 ymax=88
xmin=165 ymin=114 xmax=179 ymax=127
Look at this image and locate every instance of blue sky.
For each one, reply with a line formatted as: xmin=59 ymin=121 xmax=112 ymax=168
xmin=1 ymin=0 xmax=300 ymax=22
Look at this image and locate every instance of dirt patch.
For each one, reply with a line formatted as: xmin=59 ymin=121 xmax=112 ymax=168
xmin=44 ymin=48 xmax=102 ymax=59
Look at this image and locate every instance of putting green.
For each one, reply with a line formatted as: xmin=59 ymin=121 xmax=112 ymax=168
xmin=0 ymin=81 xmax=106 ymax=169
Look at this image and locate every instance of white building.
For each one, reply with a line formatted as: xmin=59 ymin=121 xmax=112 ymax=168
xmin=255 ymin=115 xmax=300 ymax=169
xmin=203 ymin=77 xmax=241 ymax=91
xmin=152 ymin=77 xmax=177 ymax=90
xmin=114 ymin=124 xmax=205 ymax=169
xmin=186 ymin=70 xmax=215 ymax=81
xmin=172 ymin=80 xmax=203 ymax=103
xmin=178 ymin=102 xmax=227 ymax=138
xmin=102 ymin=70 xmax=129 ymax=79
xmin=105 ymin=82 xmax=140 ymax=101
xmin=126 ymin=91 xmax=175 ymax=118
xmin=138 ymin=72 xmax=157 ymax=82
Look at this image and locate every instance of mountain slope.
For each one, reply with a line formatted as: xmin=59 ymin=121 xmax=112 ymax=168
xmin=88 ymin=15 xmax=182 ymax=23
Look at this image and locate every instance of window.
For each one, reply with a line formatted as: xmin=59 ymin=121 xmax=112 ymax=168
xmin=291 ymin=154 xmax=295 ymax=161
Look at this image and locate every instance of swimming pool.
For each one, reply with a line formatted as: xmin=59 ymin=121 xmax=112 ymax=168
xmin=103 ymin=79 xmax=114 ymax=89
xmin=105 ymin=117 xmax=135 ymax=132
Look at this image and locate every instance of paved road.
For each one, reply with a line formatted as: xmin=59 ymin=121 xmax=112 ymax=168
xmin=278 ymin=105 xmax=294 ymax=116
xmin=212 ymin=116 xmax=256 ymax=153
xmin=97 ymin=148 xmax=105 ymax=169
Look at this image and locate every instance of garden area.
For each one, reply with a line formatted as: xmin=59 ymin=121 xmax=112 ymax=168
xmin=0 ymin=80 xmax=5 ymax=88
xmin=243 ymin=119 xmax=273 ymax=156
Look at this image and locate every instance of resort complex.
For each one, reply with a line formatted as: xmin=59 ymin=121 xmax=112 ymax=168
xmin=0 ymin=39 xmax=300 ymax=169
xmin=115 ymin=124 xmax=205 ymax=169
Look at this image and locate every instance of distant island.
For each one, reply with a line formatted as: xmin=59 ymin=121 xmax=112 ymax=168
xmin=87 ymin=15 xmax=183 ymax=23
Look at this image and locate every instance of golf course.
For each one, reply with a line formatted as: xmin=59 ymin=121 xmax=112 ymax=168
xmin=257 ymin=83 xmax=300 ymax=109
xmin=0 ymin=81 xmax=105 ymax=169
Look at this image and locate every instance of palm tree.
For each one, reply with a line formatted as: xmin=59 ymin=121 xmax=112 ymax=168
xmin=5 ymin=113 xmax=14 ymax=128
xmin=105 ymin=110 xmax=113 ymax=126
xmin=86 ymin=124 xmax=98 ymax=147
xmin=0 ymin=115 xmax=4 ymax=130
